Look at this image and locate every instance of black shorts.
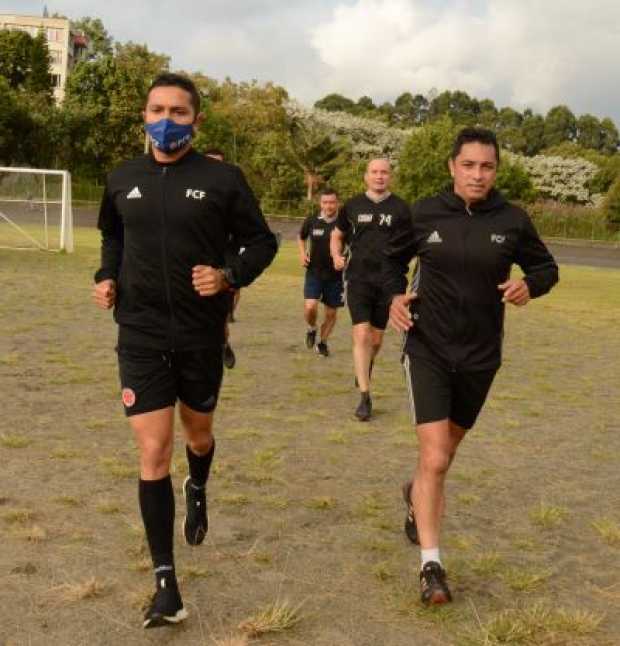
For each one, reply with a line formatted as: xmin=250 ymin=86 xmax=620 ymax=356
xmin=345 ymin=279 xmax=390 ymax=330
xmin=304 ymin=272 xmax=344 ymax=308
xmin=402 ymin=351 xmax=497 ymax=430
xmin=117 ymin=346 xmax=224 ymax=417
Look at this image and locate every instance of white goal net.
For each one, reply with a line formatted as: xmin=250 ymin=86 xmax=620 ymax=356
xmin=0 ymin=167 xmax=74 ymax=252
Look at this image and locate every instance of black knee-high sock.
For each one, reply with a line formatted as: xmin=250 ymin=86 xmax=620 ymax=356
xmin=138 ymin=476 xmax=175 ymax=582
xmin=186 ymin=441 xmax=215 ymax=487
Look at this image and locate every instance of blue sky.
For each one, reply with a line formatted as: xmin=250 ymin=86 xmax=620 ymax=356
xmin=3 ymin=0 xmax=620 ymax=125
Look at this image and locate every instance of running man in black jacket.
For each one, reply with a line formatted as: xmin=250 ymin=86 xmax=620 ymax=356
xmin=330 ymin=159 xmax=411 ymax=420
xmin=92 ymin=74 xmax=277 ymax=628
xmin=384 ymin=128 xmax=558 ymax=605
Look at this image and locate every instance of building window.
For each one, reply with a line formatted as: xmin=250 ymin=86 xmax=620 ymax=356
xmin=49 ymin=50 xmax=62 ymax=64
xmin=51 ymin=74 xmax=62 ymax=88
xmin=46 ymin=28 xmax=63 ymax=42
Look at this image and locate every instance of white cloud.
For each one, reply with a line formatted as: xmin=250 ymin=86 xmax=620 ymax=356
xmin=308 ymin=0 xmax=620 ymax=120
xmin=6 ymin=0 xmax=620 ymax=123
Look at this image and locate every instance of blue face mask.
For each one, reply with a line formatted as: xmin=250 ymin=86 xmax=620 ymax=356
xmin=145 ymin=118 xmax=194 ymax=153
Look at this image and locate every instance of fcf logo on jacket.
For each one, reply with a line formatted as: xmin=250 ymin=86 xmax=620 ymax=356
xmin=186 ymin=189 xmax=206 ymax=200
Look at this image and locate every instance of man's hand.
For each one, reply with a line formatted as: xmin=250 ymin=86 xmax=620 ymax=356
xmin=389 ymin=292 xmax=417 ymax=332
xmin=93 ymin=279 xmax=116 ymax=309
xmin=192 ymin=265 xmax=229 ymax=296
xmin=300 ymin=253 xmax=310 ymax=268
xmin=333 ymin=254 xmax=346 ymax=271
xmin=498 ymin=278 xmax=530 ymax=306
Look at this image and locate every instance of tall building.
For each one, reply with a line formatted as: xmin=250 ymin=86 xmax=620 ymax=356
xmin=0 ymin=13 xmax=89 ymax=102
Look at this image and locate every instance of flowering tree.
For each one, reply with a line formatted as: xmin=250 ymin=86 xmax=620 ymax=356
xmin=286 ymin=101 xmax=411 ymax=161
xmin=505 ymin=152 xmax=599 ymax=204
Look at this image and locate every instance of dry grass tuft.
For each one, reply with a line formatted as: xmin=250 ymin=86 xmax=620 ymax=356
xmin=465 ymin=601 xmax=602 ymax=645
xmin=52 ymin=577 xmax=108 ymax=603
xmin=238 ymin=598 xmax=303 ymax=637
xmin=304 ymin=496 xmax=336 ymax=510
xmin=3 ymin=508 xmax=36 ymax=524
xmin=592 ymin=517 xmax=620 ymax=545
xmin=528 ymin=501 xmax=569 ymax=529
xmin=11 ymin=524 xmax=47 ymax=542
xmin=0 ymin=432 xmax=31 ymax=448
xmin=212 ymin=635 xmax=249 ymax=646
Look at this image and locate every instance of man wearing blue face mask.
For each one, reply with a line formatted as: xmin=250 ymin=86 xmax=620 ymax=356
xmin=93 ymin=73 xmax=278 ymax=629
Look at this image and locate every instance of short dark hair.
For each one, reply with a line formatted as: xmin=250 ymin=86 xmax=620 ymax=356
xmin=451 ymin=127 xmax=500 ymax=163
xmin=146 ymin=73 xmax=201 ymax=116
xmin=320 ymin=187 xmax=338 ymax=198
xmin=205 ymin=147 xmax=225 ymax=160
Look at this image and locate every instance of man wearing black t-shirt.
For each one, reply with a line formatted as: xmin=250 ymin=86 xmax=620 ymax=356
xmin=330 ymin=159 xmax=411 ymax=420
xmin=297 ymin=188 xmax=344 ymax=357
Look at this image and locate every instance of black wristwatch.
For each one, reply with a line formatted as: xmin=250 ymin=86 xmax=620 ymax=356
xmin=221 ymin=266 xmax=238 ymax=288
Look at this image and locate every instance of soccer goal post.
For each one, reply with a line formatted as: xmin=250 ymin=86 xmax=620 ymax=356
xmin=0 ymin=167 xmax=74 ymax=252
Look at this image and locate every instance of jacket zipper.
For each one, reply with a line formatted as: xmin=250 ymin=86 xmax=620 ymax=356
xmin=453 ymin=205 xmax=473 ymax=371
xmin=160 ymin=166 xmax=177 ymax=348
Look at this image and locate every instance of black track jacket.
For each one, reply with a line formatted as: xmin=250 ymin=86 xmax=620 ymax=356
xmin=384 ymin=188 xmax=559 ymax=371
xmin=95 ymin=149 xmax=278 ymax=350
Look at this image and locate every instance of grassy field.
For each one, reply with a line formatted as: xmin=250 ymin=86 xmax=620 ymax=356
xmin=1 ymin=229 xmax=619 ymax=646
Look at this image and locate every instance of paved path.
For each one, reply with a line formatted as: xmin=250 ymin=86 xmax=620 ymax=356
xmin=73 ymin=208 xmax=620 ymax=269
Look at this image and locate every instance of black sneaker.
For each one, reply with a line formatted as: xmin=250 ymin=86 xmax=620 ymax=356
xmin=223 ymin=342 xmax=236 ymax=369
xmin=420 ymin=561 xmax=452 ymax=606
xmin=183 ymin=476 xmax=208 ymax=546
xmin=305 ymin=329 xmax=317 ymax=349
xmin=315 ymin=341 xmax=329 ymax=357
xmin=402 ymin=481 xmax=419 ymax=545
xmin=355 ymin=392 xmax=372 ymax=421
xmin=143 ymin=580 xmax=188 ymax=628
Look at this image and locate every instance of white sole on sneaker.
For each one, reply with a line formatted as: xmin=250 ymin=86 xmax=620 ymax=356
xmin=143 ymin=607 xmax=188 ymax=628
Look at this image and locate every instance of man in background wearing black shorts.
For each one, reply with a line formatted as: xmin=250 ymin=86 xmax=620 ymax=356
xmin=385 ymin=127 xmax=558 ymax=605
xmin=93 ymin=74 xmax=277 ymax=628
xmin=330 ymin=159 xmax=411 ymax=420
xmin=297 ymin=188 xmax=344 ymax=357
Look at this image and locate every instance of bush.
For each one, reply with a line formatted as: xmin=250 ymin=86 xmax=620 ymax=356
xmin=496 ymin=157 xmax=537 ymax=202
xmin=604 ymin=176 xmax=620 ymax=223
xmin=397 ymin=117 xmax=459 ymax=202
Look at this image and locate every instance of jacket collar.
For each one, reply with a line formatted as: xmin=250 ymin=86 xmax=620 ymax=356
xmin=146 ymin=147 xmax=198 ymax=170
xmin=439 ymin=186 xmax=507 ymax=214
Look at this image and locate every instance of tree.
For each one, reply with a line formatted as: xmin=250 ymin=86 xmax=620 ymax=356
xmin=576 ymin=114 xmax=602 ymax=151
xmin=398 ymin=117 xmax=460 ymax=201
xmin=543 ymin=105 xmax=576 ymax=148
xmin=72 ymin=17 xmax=113 ymax=58
xmin=429 ymin=90 xmax=480 ymax=124
xmin=0 ymin=77 xmax=34 ymax=165
xmin=288 ymin=116 xmax=343 ymax=200
xmin=355 ymin=95 xmax=376 ymax=113
xmin=0 ymin=28 xmax=53 ymax=100
xmin=478 ymin=99 xmax=498 ymax=129
xmin=391 ymin=92 xmax=430 ymax=126
xmin=26 ymin=30 xmax=53 ymax=99
xmin=521 ymin=113 xmax=545 ymax=155
xmin=600 ymin=118 xmax=620 ymax=155
xmin=604 ymin=175 xmax=620 ymax=223
xmin=314 ymin=93 xmax=355 ymax=113
xmin=0 ymin=30 xmax=32 ymax=89
xmin=63 ymin=43 xmax=169 ymax=177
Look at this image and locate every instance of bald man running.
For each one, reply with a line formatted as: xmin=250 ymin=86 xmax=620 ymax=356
xmin=330 ymin=159 xmax=411 ymax=420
